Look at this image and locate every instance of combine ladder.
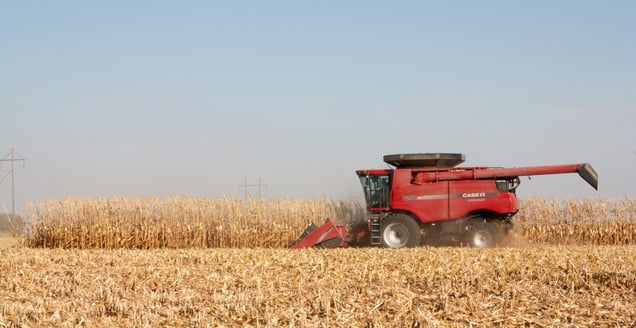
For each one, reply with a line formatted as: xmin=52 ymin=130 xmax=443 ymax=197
xmin=370 ymin=213 xmax=382 ymax=245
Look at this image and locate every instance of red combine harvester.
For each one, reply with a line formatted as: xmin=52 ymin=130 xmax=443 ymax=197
xmin=290 ymin=153 xmax=598 ymax=249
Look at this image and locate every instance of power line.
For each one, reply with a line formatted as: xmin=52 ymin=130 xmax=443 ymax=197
xmin=0 ymin=148 xmax=26 ymax=216
xmin=238 ymin=178 xmax=267 ymax=201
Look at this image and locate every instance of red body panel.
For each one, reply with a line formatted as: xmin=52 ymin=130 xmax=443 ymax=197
xmin=390 ymin=169 xmax=450 ymax=221
xmin=448 ymin=180 xmax=518 ymax=219
xmin=390 ymin=168 xmax=519 ymax=223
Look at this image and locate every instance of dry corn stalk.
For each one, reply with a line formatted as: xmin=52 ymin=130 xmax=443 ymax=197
xmin=24 ymin=197 xmax=365 ymax=249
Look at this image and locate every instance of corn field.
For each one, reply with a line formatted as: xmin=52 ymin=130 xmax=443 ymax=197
xmin=517 ymin=197 xmax=636 ymax=244
xmin=4 ymin=197 xmax=636 ymax=327
xmin=21 ymin=196 xmax=636 ymax=249
xmin=23 ymin=197 xmax=365 ymax=249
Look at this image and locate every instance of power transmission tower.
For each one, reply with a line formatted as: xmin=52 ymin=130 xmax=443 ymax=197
xmin=0 ymin=148 xmax=26 ymax=216
xmin=238 ymin=178 xmax=267 ymax=201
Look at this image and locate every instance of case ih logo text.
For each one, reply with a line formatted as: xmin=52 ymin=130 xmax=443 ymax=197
xmin=462 ymin=192 xmax=486 ymax=198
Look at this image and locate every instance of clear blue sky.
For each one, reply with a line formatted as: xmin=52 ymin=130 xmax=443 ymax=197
xmin=1 ymin=1 xmax=635 ymax=213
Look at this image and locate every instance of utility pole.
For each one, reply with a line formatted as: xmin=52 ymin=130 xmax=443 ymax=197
xmin=0 ymin=148 xmax=26 ymax=216
xmin=238 ymin=178 xmax=267 ymax=201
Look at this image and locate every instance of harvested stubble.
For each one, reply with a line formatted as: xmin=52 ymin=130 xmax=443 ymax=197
xmin=0 ymin=237 xmax=18 ymax=249
xmin=1 ymin=246 xmax=635 ymax=327
xmin=22 ymin=196 xmax=636 ymax=249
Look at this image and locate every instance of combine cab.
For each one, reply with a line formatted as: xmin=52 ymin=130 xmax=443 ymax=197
xmin=291 ymin=153 xmax=598 ymax=249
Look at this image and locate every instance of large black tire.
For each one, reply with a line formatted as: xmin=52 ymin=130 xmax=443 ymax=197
xmin=381 ymin=214 xmax=421 ymax=248
xmin=464 ymin=219 xmax=500 ymax=248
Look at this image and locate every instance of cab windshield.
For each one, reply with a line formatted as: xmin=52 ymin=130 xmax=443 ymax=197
xmin=359 ymin=174 xmax=390 ymax=209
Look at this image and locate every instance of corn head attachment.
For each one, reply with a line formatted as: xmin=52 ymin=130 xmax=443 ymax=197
xmin=289 ymin=219 xmax=349 ymax=249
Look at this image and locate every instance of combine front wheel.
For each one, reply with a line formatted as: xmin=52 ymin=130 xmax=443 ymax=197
xmin=381 ymin=214 xmax=421 ymax=248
